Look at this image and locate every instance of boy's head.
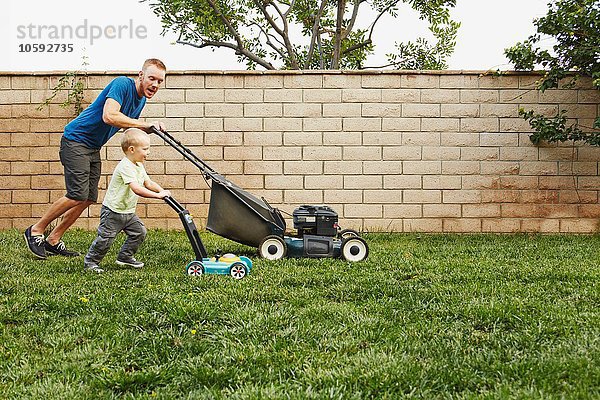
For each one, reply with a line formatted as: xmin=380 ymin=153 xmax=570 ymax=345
xmin=121 ymin=128 xmax=151 ymax=163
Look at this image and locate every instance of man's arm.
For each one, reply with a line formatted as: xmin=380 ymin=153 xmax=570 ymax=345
xmin=102 ymin=98 xmax=164 ymax=132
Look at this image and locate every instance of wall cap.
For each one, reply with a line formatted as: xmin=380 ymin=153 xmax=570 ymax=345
xmin=0 ymin=69 xmax=550 ymax=77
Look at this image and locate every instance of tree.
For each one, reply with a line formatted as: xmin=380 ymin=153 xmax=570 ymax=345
xmin=505 ymin=0 xmax=600 ymax=145
xmin=144 ymin=0 xmax=460 ymax=70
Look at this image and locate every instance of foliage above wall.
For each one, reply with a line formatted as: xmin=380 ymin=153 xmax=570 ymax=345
xmin=145 ymin=0 xmax=460 ymax=70
xmin=505 ymin=0 xmax=599 ymax=146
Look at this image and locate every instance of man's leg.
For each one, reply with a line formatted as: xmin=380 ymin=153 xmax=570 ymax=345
xmin=46 ymin=199 xmax=93 ymax=245
xmin=47 ymin=138 xmax=101 ymax=251
xmin=25 ymin=196 xmax=85 ymax=259
xmin=30 ymin=196 xmax=85 ymax=237
xmin=25 ymin=136 xmax=99 ymax=258
xmin=46 ymin=148 xmax=101 ymax=251
xmin=28 ymin=197 xmax=91 ymax=258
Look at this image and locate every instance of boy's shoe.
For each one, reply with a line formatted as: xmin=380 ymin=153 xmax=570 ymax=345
xmin=84 ymin=263 xmax=104 ymax=274
xmin=24 ymin=226 xmax=47 ymax=259
xmin=116 ymin=257 xmax=144 ymax=268
xmin=45 ymin=240 xmax=81 ymax=257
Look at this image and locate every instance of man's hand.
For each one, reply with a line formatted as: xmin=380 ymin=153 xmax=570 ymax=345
xmin=146 ymin=121 xmax=165 ymax=133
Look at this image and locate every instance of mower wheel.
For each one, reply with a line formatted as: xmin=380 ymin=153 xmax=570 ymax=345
xmin=186 ymin=261 xmax=204 ymax=276
xmin=259 ymin=235 xmax=287 ymax=260
xmin=339 ymin=229 xmax=360 ymax=239
xmin=341 ymin=237 xmax=369 ymax=262
xmin=229 ymin=262 xmax=248 ymax=280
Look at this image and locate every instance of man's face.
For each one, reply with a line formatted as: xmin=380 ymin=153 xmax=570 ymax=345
xmin=138 ymin=65 xmax=165 ymax=98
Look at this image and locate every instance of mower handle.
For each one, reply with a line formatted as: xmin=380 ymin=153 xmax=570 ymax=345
xmin=163 ymin=195 xmax=181 ymax=211
xmin=149 ymin=126 xmax=218 ymax=179
xmin=162 ymin=195 xmax=208 ymax=259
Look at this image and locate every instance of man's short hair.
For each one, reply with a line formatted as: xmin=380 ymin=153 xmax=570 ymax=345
xmin=121 ymin=128 xmax=149 ymax=152
xmin=142 ymin=58 xmax=166 ymax=71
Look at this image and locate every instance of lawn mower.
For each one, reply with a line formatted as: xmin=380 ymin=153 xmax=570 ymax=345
xmin=152 ymin=128 xmax=369 ymax=262
xmin=164 ymin=195 xmax=252 ymax=279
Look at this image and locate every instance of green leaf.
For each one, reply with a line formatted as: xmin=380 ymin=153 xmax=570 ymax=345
xmin=507 ymin=0 xmax=600 ymax=145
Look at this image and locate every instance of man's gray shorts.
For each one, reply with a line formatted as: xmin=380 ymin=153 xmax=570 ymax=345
xmin=59 ymin=136 xmax=101 ymax=202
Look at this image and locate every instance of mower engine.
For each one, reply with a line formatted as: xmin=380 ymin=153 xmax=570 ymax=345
xmin=260 ymin=203 xmax=369 ymax=261
xmin=293 ymin=205 xmax=338 ymax=237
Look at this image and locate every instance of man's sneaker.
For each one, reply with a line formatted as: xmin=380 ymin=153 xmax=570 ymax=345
xmin=116 ymin=257 xmax=144 ymax=268
xmin=24 ymin=225 xmax=46 ymax=259
xmin=84 ymin=263 xmax=104 ymax=274
xmin=45 ymin=241 xmax=81 ymax=257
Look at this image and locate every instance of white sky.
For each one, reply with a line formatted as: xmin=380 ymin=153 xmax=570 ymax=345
xmin=1 ymin=0 xmax=550 ymax=72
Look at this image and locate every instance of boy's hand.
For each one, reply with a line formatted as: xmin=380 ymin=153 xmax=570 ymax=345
xmin=158 ymin=190 xmax=172 ymax=198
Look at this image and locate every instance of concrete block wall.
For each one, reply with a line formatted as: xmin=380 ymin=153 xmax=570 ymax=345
xmin=1 ymin=70 xmax=599 ymax=233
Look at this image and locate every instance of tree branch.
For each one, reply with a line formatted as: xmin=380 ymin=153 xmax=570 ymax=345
xmin=368 ymin=1 xmax=399 ymax=42
xmin=251 ymin=21 xmax=286 ymax=48
xmin=268 ymin=0 xmax=289 ymax=21
xmin=342 ymin=38 xmax=372 ymax=55
xmin=200 ymin=0 xmax=277 ymax=69
xmin=176 ymin=40 xmax=275 ymax=70
xmin=250 ymin=21 xmax=287 ymax=60
xmin=331 ymin=0 xmax=346 ymax=69
xmin=304 ymin=0 xmax=328 ymax=69
xmin=177 ymin=39 xmax=237 ymax=50
xmin=205 ymin=0 xmax=244 ymax=48
xmin=283 ymin=0 xmax=296 ymax=19
xmin=317 ymin=32 xmax=324 ymax=69
xmin=269 ymin=0 xmax=296 ymax=61
xmin=254 ymin=0 xmax=299 ymax=68
xmin=342 ymin=0 xmax=363 ymax=41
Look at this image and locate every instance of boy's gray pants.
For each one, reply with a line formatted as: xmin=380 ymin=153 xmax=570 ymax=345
xmin=85 ymin=205 xmax=147 ymax=266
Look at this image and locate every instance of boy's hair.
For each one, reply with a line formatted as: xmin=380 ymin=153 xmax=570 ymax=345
xmin=142 ymin=58 xmax=166 ymax=71
xmin=121 ymin=128 xmax=149 ymax=153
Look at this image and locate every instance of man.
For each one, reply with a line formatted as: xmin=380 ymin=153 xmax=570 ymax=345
xmin=24 ymin=58 xmax=167 ymax=259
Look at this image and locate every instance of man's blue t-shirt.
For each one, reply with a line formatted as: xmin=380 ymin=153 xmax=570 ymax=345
xmin=63 ymin=76 xmax=146 ymax=149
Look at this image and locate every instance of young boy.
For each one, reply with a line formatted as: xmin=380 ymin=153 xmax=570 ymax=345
xmin=84 ymin=128 xmax=171 ymax=273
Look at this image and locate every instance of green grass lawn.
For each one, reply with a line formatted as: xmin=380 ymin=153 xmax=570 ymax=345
xmin=0 ymin=229 xmax=599 ymax=399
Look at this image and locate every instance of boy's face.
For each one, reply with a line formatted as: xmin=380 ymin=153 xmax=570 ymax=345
xmin=129 ymin=137 xmax=151 ymax=163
